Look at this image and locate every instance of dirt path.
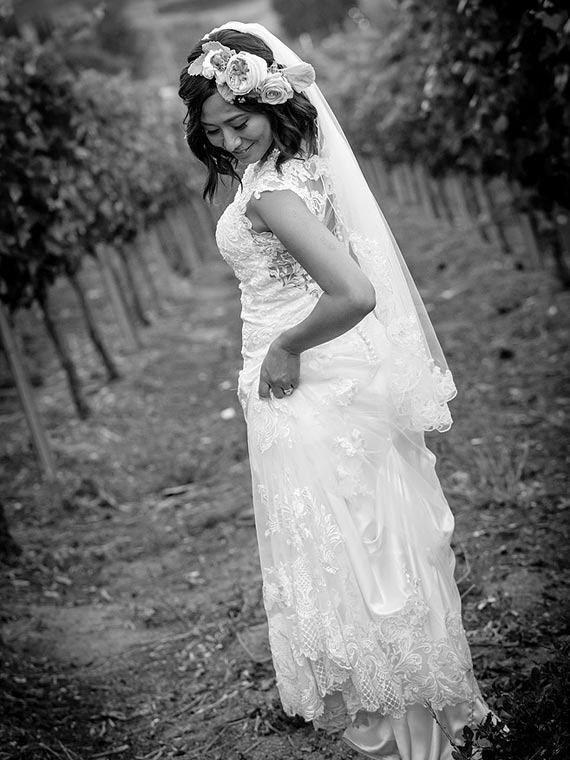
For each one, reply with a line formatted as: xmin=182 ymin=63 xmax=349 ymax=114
xmin=1 ymin=203 xmax=569 ymax=760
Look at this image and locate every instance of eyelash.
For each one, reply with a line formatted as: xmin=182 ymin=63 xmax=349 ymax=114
xmin=205 ymin=122 xmax=247 ymax=137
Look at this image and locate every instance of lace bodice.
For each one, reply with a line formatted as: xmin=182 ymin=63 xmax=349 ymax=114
xmin=216 ymin=151 xmax=329 ymax=360
xmin=216 ymin=149 xmax=455 ymax=431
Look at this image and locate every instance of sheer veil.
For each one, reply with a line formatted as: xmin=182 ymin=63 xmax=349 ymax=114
xmin=208 ymin=21 xmax=457 ymax=433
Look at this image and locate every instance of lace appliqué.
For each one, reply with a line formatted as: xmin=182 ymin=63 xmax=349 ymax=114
xmin=263 ymin=487 xmax=343 ymax=558
xmin=322 ymin=377 xmax=357 ymax=407
xmin=334 ymin=429 xmax=366 ymax=458
xmin=267 ymin=248 xmax=316 ymax=292
xmin=265 ymin=571 xmax=480 ymax=726
xmin=333 ymin=429 xmax=373 ymax=498
xmin=349 ymin=232 xmax=457 ymax=432
xmin=242 ymin=321 xmax=277 ymax=351
xmin=261 ymin=481 xmax=345 ymax=615
xmin=250 ymin=395 xmax=296 ymax=453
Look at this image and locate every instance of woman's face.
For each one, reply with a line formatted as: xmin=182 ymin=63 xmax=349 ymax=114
xmin=201 ymin=92 xmax=274 ymax=165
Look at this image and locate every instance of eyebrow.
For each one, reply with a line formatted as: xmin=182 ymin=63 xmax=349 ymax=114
xmin=201 ymin=114 xmax=247 ymax=127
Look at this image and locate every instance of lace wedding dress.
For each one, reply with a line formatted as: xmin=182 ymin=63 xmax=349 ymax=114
xmin=215 ymin=149 xmax=487 ymax=759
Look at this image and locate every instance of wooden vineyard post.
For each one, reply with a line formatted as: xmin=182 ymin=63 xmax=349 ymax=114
xmin=0 ymin=302 xmax=56 ymax=479
xmin=413 ymin=164 xmax=439 ymax=221
xmin=423 ymin=175 xmax=444 ymax=223
xmin=472 ymin=176 xmax=513 ymax=254
xmin=66 ymin=266 xmax=120 ymax=381
xmin=379 ymin=158 xmax=396 ymax=199
xmin=37 ymin=286 xmax=91 ymax=420
xmin=460 ymin=175 xmax=492 ymax=244
xmin=477 ymin=178 xmax=513 ymax=256
xmin=450 ymin=173 xmax=490 ymax=240
xmin=440 ymin=176 xmax=457 ymax=221
xmin=104 ymin=246 xmax=143 ymax=329
xmin=96 ymin=244 xmax=140 ymax=351
xmin=554 ymin=205 xmax=570 ymax=278
xmin=433 ymin=177 xmax=455 ymax=226
xmin=390 ymin=166 xmax=407 ymax=206
xmin=548 ymin=207 xmax=570 ymax=287
xmin=401 ymin=164 xmax=419 ymax=207
xmin=131 ymin=235 xmax=165 ymax=317
xmin=518 ymin=212 xmax=544 ymax=269
xmin=145 ymin=225 xmax=180 ymax=290
xmin=444 ymin=175 xmax=469 ymax=225
xmin=116 ymin=246 xmax=152 ymax=328
xmin=155 ymin=218 xmax=189 ymax=276
xmin=471 ymin=175 xmax=500 ymax=246
xmin=167 ymin=207 xmax=202 ymax=274
xmin=397 ymin=165 xmax=413 ymax=204
xmin=508 ymin=181 xmax=544 ymax=269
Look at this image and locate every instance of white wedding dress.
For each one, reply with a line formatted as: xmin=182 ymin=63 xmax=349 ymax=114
xmin=215 ymin=148 xmax=487 ymax=759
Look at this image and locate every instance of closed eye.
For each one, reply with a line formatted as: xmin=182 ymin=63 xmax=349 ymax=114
xmin=203 ymin=121 xmax=248 ymax=137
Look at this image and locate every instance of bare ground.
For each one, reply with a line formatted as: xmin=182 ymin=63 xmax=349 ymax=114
xmin=1 ymin=202 xmax=569 ymax=760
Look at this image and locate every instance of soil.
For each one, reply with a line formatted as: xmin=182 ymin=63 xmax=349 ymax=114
xmin=1 ymin=201 xmax=569 ymax=760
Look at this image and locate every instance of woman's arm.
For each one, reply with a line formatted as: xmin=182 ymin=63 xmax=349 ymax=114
xmin=248 ymin=188 xmax=376 ymax=399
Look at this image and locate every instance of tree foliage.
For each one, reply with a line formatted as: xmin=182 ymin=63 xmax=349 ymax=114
xmin=0 ymin=12 xmax=189 ymax=312
xmin=272 ymin=0 xmax=355 ymax=40
xmin=12 ymin=0 xmax=145 ymax=75
xmin=312 ymin=0 xmax=570 ymax=211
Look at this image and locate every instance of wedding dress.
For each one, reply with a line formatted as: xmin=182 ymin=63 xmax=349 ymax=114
xmin=215 ymin=147 xmax=488 ymax=759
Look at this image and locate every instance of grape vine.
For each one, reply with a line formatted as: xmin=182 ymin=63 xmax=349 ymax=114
xmin=0 ymin=17 xmax=189 ymax=313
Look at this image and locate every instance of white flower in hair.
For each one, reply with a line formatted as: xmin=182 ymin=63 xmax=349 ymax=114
xmin=258 ymin=73 xmax=293 ymax=105
xmin=186 ymin=39 xmax=315 ymax=104
xmin=225 ymin=52 xmax=268 ymax=95
xmin=187 ymin=41 xmax=235 ymax=85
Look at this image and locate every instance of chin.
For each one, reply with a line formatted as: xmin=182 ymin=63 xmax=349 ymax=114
xmin=237 ymin=153 xmax=259 ymax=165
xmin=237 ymin=147 xmax=261 ymax=164
xmin=235 ymin=141 xmax=274 ymax=165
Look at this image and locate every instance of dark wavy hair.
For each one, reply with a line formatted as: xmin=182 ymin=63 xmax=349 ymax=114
xmin=178 ymin=29 xmax=319 ymax=201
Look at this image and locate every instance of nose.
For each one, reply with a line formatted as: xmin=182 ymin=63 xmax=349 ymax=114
xmin=223 ymin=131 xmax=242 ymax=152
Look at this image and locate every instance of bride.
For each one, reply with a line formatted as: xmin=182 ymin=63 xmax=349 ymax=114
xmin=178 ymin=21 xmax=488 ymax=759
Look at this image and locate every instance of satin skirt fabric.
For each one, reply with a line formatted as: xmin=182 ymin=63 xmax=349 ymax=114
xmin=342 ymin=698 xmax=489 ymax=759
xmin=240 ymin=315 xmax=485 ymax=759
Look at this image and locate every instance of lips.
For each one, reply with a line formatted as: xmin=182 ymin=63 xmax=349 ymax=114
xmin=234 ymin=144 xmax=253 ymax=158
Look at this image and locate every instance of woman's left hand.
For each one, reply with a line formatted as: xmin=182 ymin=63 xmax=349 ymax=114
xmin=258 ymin=339 xmax=300 ymax=399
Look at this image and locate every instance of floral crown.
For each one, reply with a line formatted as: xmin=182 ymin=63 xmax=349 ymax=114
xmin=187 ymin=41 xmax=315 ymax=105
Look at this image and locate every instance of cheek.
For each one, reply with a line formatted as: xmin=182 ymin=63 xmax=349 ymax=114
xmin=250 ymin=117 xmax=272 ymax=140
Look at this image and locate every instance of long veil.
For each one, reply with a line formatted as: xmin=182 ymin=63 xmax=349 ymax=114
xmin=208 ymin=21 xmax=457 ymax=433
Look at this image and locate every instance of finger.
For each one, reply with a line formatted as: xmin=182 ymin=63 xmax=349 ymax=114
xmin=258 ymin=381 xmax=271 ymax=399
xmin=272 ymin=385 xmax=285 ymax=399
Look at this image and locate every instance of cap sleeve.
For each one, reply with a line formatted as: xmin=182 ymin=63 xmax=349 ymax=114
xmin=249 ymin=154 xmax=329 ymax=223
